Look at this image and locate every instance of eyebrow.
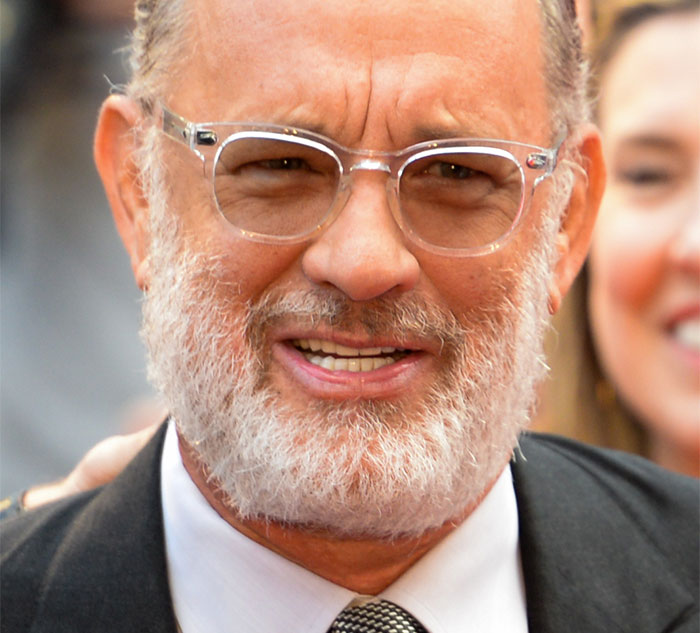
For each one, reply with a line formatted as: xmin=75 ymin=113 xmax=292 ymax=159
xmin=278 ymin=119 xmax=336 ymax=138
xmin=218 ymin=117 xmax=501 ymax=146
xmin=276 ymin=120 xmax=479 ymax=143
xmin=198 ymin=113 xmax=336 ymax=140
xmin=413 ymin=124 xmax=490 ymax=142
xmin=616 ymin=134 xmax=683 ymax=151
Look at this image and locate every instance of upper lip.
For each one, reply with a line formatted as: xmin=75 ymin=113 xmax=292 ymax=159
xmin=272 ymin=328 xmax=438 ymax=355
xmin=663 ymin=303 xmax=700 ymax=331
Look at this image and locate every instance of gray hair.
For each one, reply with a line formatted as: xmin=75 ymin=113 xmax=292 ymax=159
xmin=537 ymin=0 xmax=591 ymax=136
xmin=127 ymin=0 xmax=188 ymax=113
xmin=126 ymin=0 xmax=590 ymax=134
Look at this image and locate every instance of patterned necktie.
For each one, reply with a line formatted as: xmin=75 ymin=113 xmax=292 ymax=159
xmin=327 ymin=599 xmax=428 ymax=633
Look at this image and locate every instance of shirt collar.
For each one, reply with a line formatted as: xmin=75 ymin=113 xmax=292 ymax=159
xmin=161 ymin=421 xmax=527 ymax=633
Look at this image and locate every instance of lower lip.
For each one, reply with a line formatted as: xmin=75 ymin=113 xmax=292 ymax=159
xmin=271 ymin=342 xmax=434 ymax=400
xmin=667 ymin=334 xmax=700 ymax=372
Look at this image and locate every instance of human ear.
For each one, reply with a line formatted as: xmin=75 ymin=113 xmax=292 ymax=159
xmin=547 ymin=124 xmax=606 ymax=314
xmin=94 ymin=95 xmax=151 ymax=291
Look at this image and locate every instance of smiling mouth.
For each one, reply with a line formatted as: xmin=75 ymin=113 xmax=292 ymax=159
xmin=671 ymin=316 xmax=700 ymax=352
xmin=291 ymin=338 xmax=411 ymax=372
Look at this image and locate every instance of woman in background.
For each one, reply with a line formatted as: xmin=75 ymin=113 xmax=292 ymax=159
xmin=537 ymin=0 xmax=699 ymax=477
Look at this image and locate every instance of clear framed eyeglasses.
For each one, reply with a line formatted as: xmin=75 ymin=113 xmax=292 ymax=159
xmin=162 ymin=107 xmax=564 ymax=256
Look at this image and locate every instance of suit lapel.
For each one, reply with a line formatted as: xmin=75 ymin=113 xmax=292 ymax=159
xmin=28 ymin=427 xmax=696 ymax=632
xmin=512 ymin=434 xmax=697 ymax=633
xmin=33 ymin=424 xmax=178 ymax=633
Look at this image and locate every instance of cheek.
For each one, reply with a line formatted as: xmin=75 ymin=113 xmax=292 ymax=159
xmin=419 ymin=253 xmax=520 ymax=321
xmin=168 ymin=171 xmax=305 ymax=303
xmin=589 ymin=194 xmax=668 ymax=310
xmin=210 ymin=236 xmax=304 ymax=302
xmin=418 ymin=216 xmax=554 ymax=322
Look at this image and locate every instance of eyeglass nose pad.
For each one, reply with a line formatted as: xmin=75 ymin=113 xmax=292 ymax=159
xmin=317 ymin=170 xmax=402 ymax=241
xmin=385 ymin=177 xmax=406 ymax=234
xmin=333 ymin=166 xmax=406 ymax=237
xmin=318 ymin=180 xmax=353 ymax=234
xmin=197 ymin=151 xmax=208 ymax=178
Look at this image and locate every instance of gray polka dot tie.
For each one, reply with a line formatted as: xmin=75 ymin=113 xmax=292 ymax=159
xmin=327 ymin=599 xmax=428 ymax=633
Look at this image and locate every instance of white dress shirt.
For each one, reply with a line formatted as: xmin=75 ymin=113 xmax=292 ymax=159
xmin=161 ymin=421 xmax=528 ymax=632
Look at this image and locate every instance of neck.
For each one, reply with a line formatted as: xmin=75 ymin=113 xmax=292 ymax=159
xmin=178 ymin=434 xmax=499 ymax=594
xmin=649 ymin=434 xmax=700 ymax=478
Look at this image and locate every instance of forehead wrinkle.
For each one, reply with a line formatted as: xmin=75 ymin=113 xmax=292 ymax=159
xmin=382 ymin=36 xmax=545 ymax=145
xmin=414 ymin=94 xmax=497 ymax=141
xmin=390 ymin=84 xmax=515 ymax=144
xmin=182 ymin=2 xmax=354 ymax=115
xmin=182 ymin=0 xmax=547 ymax=147
xmin=278 ymin=69 xmax=370 ymax=142
xmin=357 ymin=44 xmax=375 ymax=147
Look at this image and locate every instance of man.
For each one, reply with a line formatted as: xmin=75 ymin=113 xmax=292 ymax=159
xmin=1 ymin=0 xmax=697 ymax=631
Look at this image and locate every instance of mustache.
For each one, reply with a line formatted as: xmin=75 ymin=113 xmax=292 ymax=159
xmin=244 ymin=288 xmax=468 ymax=351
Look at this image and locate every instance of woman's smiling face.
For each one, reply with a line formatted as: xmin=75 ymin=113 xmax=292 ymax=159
xmin=589 ymin=11 xmax=700 ymax=473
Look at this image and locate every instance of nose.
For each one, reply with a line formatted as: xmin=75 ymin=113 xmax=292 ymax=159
xmin=301 ymin=174 xmax=420 ymax=301
xmin=668 ymin=185 xmax=700 ymax=278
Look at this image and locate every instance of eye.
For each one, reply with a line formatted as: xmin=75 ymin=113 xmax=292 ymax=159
xmin=424 ymin=162 xmax=479 ymax=180
xmin=257 ymin=157 xmax=310 ymax=171
xmin=216 ymin=137 xmax=334 ymax=178
xmin=618 ymin=167 xmax=673 ymax=186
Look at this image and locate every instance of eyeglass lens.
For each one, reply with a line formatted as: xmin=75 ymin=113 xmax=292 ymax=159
xmin=213 ymin=136 xmax=525 ymax=248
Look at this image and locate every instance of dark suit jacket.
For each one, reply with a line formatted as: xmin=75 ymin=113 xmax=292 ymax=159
xmin=2 ymin=426 xmax=698 ymax=632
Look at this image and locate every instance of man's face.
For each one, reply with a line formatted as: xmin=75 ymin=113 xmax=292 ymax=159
xmin=141 ymin=0 xmax=560 ymax=536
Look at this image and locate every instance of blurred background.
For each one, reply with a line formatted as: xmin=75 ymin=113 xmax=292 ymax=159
xmin=1 ymin=0 xmax=159 ymax=495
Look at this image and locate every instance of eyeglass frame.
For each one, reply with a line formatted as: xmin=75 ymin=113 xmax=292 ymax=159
xmin=160 ymin=106 xmax=565 ymax=257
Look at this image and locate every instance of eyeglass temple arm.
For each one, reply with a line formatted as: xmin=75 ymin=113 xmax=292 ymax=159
xmin=161 ymin=107 xmax=217 ymax=161
xmin=531 ymin=130 xmax=567 ymax=188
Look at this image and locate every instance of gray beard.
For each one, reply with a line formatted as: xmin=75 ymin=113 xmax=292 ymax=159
xmin=141 ymin=152 xmax=562 ymax=538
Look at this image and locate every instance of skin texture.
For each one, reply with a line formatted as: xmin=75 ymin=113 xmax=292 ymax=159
xmin=590 ymin=13 xmax=700 ymax=477
xmin=94 ymin=0 xmax=604 ymax=592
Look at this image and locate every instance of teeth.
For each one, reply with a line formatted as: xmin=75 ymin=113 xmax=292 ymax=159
xmin=304 ymin=353 xmax=397 ymax=371
xmin=674 ymin=318 xmax=700 ymax=351
xmin=293 ymin=339 xmax=408 ymax=371
xmin=360 ymin=357 xmax=374 ymax=371
xmin=335 ymin=343 xmax=357 ymax=356
xmin=294 ymin=339 xmax=398 ymax=357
